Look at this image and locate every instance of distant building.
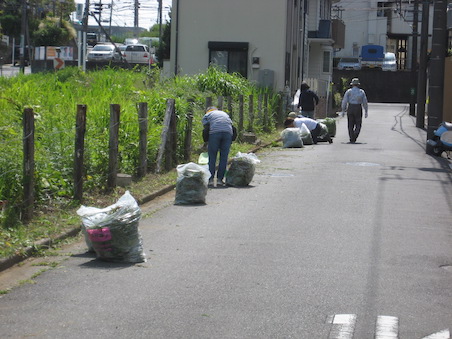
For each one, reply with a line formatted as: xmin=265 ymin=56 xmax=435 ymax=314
xmin=169 ymin=0 xmax=341 ymax=99
xmin=72 ymin=24 xmax=147 ymax=42
xmin=333 ymin=0 xmax=435 ymax=70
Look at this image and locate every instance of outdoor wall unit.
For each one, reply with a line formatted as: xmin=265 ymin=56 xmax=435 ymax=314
xmin=257 ymin=69 xmax=274 ymax=89
xmin=308 ymin=20 xmax=332 ymax=39
xmin=332 ymin=19 xmax=345 ymax=49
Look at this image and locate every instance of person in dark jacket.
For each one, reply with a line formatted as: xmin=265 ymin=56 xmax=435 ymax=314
xmin=297 ymin=81 xmax=319 ymax=119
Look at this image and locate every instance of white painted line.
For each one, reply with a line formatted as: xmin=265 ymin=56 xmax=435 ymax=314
xmin=375 ymin=315 xmax=398 ymax=338
xmin=422 ymin=329 xmax=450 ymax=339
xmin=328 ymin=314 xmax=357 ymax=339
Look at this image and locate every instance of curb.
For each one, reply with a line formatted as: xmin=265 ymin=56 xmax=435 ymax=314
xmin=0 ymin=185 xmax=176 ymax=273
xmin=0 ymin=140 xmax=278 ymax=273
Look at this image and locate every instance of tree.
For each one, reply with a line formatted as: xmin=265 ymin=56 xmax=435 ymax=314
xmin=32 ymin=17 xmax=76 ymax=46
xmin=156 ymin=21 xmax=170 ymax=67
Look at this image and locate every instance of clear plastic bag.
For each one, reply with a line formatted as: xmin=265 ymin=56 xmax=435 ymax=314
xmin=77 ymin=191 xmax=146 ymax=263
xmin=174 ymin=162 xmax=210 ymax=205
xmin=299 ymin=123 xmax=313 ymax=145
xmin=317 ymin=117 xmax=336 ymax=137
xmin=225 ymin=152 xmax=261 ymax=187
xmin=281 ymin=127 xmax=303 ymax=148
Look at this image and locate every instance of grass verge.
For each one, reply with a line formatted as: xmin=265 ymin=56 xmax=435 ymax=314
xmin=0 ymin=129 xmax=283 ymax=261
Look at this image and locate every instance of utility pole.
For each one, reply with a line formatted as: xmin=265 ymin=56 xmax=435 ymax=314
xmin=19 ymin=0 xmax=27 ymax=74
xmin=158 ymin=0 xmax=162 ymax=41
xmin=426 ymin=0 xmax=447 ymax=154
xmin=134 ymin=0 xmax=139 ymax=37
xmin=82 ymin=0 xmax=90 ymax=71
xmin=416 ymin=0 xmax=430 ymax=128
xmin=409 ymin=0 xmax=419 ymax=116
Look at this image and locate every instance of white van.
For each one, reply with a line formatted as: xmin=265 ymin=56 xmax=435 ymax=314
xmin=382 ymin=52 xmax=397 ymax=71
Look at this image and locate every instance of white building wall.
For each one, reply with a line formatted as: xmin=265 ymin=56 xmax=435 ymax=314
xmin=334 ymin=0 xmax=434 ymax=60
xmin=170 ymin=0 xmax=288 ymax=91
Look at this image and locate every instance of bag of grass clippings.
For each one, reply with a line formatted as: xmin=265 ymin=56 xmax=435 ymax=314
xmin=281 ymin=128 xmax=303 ymax=148
xmin=300 ymin=123 xmax=314 ymax=145
xmin=225 ymin=152 xmax=261 ymax=187
xmin=175 ymin=162 xmax=210 ymax=205
xmin=317 ymin=117 xmax=336 ymax=137
xmin=77 ymin=191 xmax=146 ymax=263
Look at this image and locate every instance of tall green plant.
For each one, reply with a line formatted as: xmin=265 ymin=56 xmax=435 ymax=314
xmin=0 ymin=67 xmax=279 ymax=228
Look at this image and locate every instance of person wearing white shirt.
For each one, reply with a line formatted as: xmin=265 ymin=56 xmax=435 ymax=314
xmin=341 ymin=78 xmax=368 ymax=143
xmin=284 ymin=116 xmax=333 ymax=144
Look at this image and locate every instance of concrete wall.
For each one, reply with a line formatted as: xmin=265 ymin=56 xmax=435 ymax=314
xmin=444 ymin=57 xmax=452 ymax=122
xmin=333 ymin=69 xmax=413 ymax=103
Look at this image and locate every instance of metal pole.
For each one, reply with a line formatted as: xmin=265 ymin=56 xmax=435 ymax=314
xmin=426 ymin=0 xmax=447 ymax=154
xmin=20 ymin=0 xmax=27 ymax=74
xmin=416 ymin=0 xmax=430 ymax=128
xmin=409 ymin=0 xmax=419 ymax=116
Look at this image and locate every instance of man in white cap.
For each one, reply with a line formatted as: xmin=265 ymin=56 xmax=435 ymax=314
xmin=341 ymin=78 xmax=368 ymax=143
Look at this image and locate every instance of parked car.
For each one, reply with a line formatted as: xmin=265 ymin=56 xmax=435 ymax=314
xmin=86 ymin=44 xmax=121 ymax=62
xmin=12 ymin=45 xmax=31 ymax=66
xmin=337 ymin=57 xmax=361 ymax=71
xmin=87 ymin=33 xmax=98 ymax=47
xmin=382 ymin=52 xmax=397 ymax=71
xmin=122 ymin=44 xmax=153 ymax=64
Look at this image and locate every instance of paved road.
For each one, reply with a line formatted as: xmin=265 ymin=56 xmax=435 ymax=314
xmin=0 ymin=103 xmax=451 ymax=338
xmin=0 ymin=63 xmax=31 ymax=77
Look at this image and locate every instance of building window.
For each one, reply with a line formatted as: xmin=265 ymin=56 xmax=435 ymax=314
xmin=208 ymin=42 xmax=248 ymax=78
xmin=323 ymin=50 xmax=331 ymax=73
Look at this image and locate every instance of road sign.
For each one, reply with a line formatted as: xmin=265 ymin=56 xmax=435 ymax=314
xmin=53 ymin=58 xmax=64 ymax=70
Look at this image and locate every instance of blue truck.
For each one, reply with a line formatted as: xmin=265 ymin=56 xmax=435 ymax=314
xmin=360 ymin=44 xmax=384 ymax=69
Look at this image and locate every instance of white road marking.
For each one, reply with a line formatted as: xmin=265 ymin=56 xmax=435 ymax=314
xmin=375 ymin=315 xmax=399 ymax=338
xmin=327 ymin=314 xmax=449 ymax=339
xmin=328 ymin=314 xmax=357 ymax=339
xmin=422 ymin=329 xmax=450 ymax=339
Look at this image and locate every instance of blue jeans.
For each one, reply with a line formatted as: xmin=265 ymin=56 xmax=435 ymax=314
xmin=207 ymin=132 xmax=232 ymax=181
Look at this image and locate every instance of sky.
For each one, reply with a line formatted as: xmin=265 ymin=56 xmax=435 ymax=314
xmin=72 ymin=0 xmax=172 ymax=30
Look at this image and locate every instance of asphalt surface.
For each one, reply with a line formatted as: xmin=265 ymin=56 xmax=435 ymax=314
xmin=0 ymin=103 xmax=451 ymax=338
xmin=0 ymin=63 xmax=31 ymax=77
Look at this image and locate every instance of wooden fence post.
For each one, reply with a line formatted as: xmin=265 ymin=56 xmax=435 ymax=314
xmin=74 ymin=104 xmax=87 ymax=202
xmin=22 ymin=108 xmax=35 ymax=223
xmin=217 ymin=96 xmax=223 ymax=110
xmin=184 ymin=99 xmax=194 ymax=162
xmin=258 ymin=94 xmax=263 ymax=125
xmin=227 ymin=96 xmax=233 ymax=120
xmin=238 ymin=95 xmax=244 ymax=137
xmin=137 ymin=102 xmax=148 ymax=178
xmin=248 ymin=94 xmax=254 ymax=132
xmin=156 ymin=99 xmax=176 ymax=173
xmin=107 ymin=104 xmax=120 ymax=190
xmin=167 ymin=99 xmax=178 ymax=171
xmin=205 ymin=97 xmax=212 ymax=110
xmin=263 ymin=93 xmax=270 ymax=132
